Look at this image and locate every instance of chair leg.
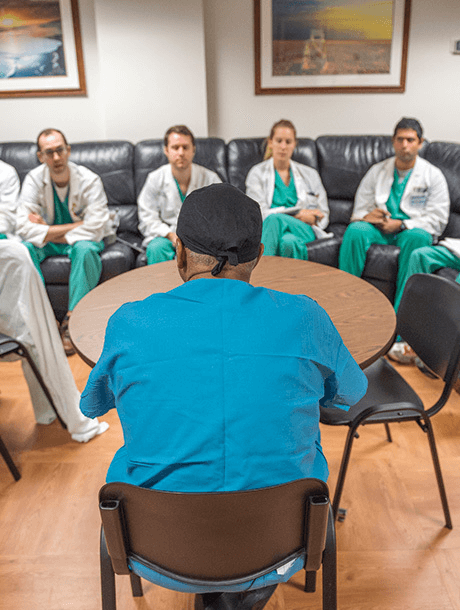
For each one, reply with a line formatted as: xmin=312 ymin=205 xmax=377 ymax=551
xmin=0 ymin=434 xmax=21 ymax=481
xmin=129 ymin=573 xmax=143 ymax=597
xmin=100 ymin=527 xmax=117 ymax=610
xmin=384 ymin=423 xmax=392 ymax=443
xmin=322 ymin=505 xmax=337 ymax=610
xmin=19 ymin=346 xmax=67 ymax=430
xmin=421 ymin=416 xmax=452 ymax=529
xmin=332 ymin=424 xmax=358 ymax=519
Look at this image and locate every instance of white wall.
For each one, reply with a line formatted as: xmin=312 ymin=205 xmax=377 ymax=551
xmin=2 ymin=0 xmax=208 ymax=143
xmin=204 ymin=0 xmax=460 ymax=142
xmin=93 ymin=0 xmax=208 ymax=142
xmin=2 ymin=0 xmax=460 ymax=143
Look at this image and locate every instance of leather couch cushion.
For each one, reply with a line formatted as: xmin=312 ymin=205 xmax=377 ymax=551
xmin=435 ymin=267 xmax=459 ymax=282
xmin=327 ymin=198 xmax=354 ymax=236
xmin=41 ymin=241 xmax=135 ymax=284
xmin=316 ymin=135 xmax=395 ymax=200
xmin=70 ymin=141 xmax=135 ymax=206
xmin=0 ymin=142 xmax=40 ymax=183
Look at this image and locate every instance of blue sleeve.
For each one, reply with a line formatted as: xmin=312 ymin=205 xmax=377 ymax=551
xmin=80 ymin=314 xmax=120 ymax=417
xmin=318 ymin=314 xmax=368 ymax=411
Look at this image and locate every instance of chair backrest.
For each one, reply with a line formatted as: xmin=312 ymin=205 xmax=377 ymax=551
xmin=99 ymin=478 xmax=329 ymax=584
xmin=398 ymin=273 xmax=460 ymax=389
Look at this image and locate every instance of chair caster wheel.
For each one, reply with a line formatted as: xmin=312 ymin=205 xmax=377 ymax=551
xmin=337 ymin=508 xmax=347 ymax=522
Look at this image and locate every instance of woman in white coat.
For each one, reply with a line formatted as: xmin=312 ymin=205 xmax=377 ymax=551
xmin=245 ymin=120 xmax=330 ymax=259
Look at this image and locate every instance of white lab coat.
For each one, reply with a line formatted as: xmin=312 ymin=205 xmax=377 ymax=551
xmin=0 ymin=160 xmax=20 ymax=236
xmin=438 ymin=237 xmax=460 ymax=258
xmin=16 ymin=161 xmax=114 ymax=247
xmin=245 ymin=158 xmax=332 ymax=239
xmin=0 ymin=240 xmax=108 ymax=441
xmin=352 ymin=156 xmax=450 ymax=237
xmin=138 ymin=163 xmax=221 ymax=247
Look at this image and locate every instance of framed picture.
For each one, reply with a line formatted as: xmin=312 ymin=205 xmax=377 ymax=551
xmin=254 ymin=0 xmax=411 ymax=95
xmin=0 ymin=0 xmax=86 ymax=98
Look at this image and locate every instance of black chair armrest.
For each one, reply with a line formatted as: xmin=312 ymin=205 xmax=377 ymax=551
xmin=306 ymin=237 xmax=342 ymax=268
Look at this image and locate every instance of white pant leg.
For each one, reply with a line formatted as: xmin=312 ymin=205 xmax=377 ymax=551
xmin=0 ymin=241 xmax=108 ymax=441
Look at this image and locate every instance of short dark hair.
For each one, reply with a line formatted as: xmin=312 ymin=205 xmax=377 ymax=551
xmin=163 ymin=125 xmax=196 ymax=148
xmin=393 ymin=117 xmax=423 ymax=140
xmin=36 ymin=128 xmax=68 ymax=151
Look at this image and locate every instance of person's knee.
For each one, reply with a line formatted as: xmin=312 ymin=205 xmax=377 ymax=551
xmin=403 ymin=229 xmax=432 ymax=248
xmin=409 ymin=246 xmax=432 ymax=265
xmin=70 ymin=240 xmax=101 ymax=258
xmin=342 ymin=222 xmax=376 ymax=246
xmin=262 ymin=215 xmax=283 ymax=230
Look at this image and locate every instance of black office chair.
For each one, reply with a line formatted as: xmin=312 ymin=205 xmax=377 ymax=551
xmin=321 ymin=273 xmax=460 ymax=529
xmin=0 ymin=332 xmax=67 ymax=480
xmin=99 ymin=478 xmax=337 ymax=610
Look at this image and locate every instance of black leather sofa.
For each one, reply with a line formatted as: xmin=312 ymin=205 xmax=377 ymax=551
xmin=0 ymin=141 xmax=136 ymax=321
xmin=2 ymin=135 xmax=459 ymax=319
xmin=227 ymin=136 xmax=460 ymax=302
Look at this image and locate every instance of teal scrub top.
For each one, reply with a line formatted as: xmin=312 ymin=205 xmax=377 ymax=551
xmin=271 ymin=168 xmax=298 ymax=208
xmin=386 ymin=169 xmax=411 ymax=220
xmin=81 ymin=278 xmax=367 ymax=491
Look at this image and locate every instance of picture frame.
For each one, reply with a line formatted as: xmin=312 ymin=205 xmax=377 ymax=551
xmin=0 ymin=0 xmax=86 ymax=98
xmin=254 ymin=0 xmax=411 ymax=95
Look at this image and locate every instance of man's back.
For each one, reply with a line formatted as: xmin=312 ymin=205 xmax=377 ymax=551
xmin=81 ymin=277 xmax=366 ymax=491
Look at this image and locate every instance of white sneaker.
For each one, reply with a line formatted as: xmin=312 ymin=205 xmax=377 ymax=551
xmin=387 ymin=342 xmax=416 ymax=364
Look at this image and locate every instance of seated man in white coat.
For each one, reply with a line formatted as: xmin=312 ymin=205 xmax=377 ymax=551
xmin=0 ymin=159 xmax=20 ymax=240
xmin=339 ymin=117 xmax=450 ymax=363
xmin=16 ymin=128 xmax=115 ymax=355
xmin=137 ymin=125 xmax=221 ymax=265
xmin=0 ymin=167 xmax=108 ymax=441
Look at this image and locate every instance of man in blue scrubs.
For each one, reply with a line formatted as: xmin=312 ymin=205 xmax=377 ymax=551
xmin=81 ymin=183 xmax=367 ymax=609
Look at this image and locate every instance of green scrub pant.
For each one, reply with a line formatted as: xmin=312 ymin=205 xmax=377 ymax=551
xmin=394 ymin=245 xmax=460 ymax=311
xmin=339 ymin=221 xmax=432 ymax=302
xmin=23 ymin=240 xmax=104 ymax=311
xmin=146 ymin=236 xmax=176 ymax=265
xmin=261 ymin=214 xmax=316 ymax=259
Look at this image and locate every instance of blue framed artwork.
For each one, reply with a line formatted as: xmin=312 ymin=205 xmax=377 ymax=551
xmin=254 ymin=0 xmax=411 ymax=94
xmin=0 ymin=0 xmax=86 ymax=98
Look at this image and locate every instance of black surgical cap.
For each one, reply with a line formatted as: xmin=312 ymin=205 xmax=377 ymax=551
xmin=176 ymin=183 xmax=262 ymax=276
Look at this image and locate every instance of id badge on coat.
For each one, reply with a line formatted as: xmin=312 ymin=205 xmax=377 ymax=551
xmin=305 ymin=191 xmax=319 ymax=209
xmin=409 ymin=186 xmax=428 ymax=209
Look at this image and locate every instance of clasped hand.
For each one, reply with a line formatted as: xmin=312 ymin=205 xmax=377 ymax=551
xmin=362 ymin=209 xmax=402 ymax=234
xmin=295 ymin=208 xmax=324 ymax=225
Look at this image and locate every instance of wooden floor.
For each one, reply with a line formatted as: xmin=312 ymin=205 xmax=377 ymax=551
xmin=0 ymin=355 xmax=459 ymax=610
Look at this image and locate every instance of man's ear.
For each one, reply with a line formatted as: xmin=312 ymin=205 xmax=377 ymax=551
xmin=176 ymin=238 xmax=187 ymax=270
xmin=255 ymin=243 xmax=264 ymax=266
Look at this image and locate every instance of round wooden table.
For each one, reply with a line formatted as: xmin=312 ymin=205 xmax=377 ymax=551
xmin=69 ymin=257 xmax=396 ymax=368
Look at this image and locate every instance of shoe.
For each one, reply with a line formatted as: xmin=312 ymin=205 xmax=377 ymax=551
xmin=387 ymin=341 xmax=416 ymax=364
xmin=60 ymin=315 xmax=76 ymax=357
xmin=414 ymin=357 xmax=438 ymax=379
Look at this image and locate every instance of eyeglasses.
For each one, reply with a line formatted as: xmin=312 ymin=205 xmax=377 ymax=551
xmin=41 ymin=146 xmax=67 ymax=158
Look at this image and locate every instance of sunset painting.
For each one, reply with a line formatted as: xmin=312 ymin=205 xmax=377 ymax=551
xmin=272 ymin=0 xmax=394 ymax=76
xmin=0 ymin=1 xmax=66 ymax=79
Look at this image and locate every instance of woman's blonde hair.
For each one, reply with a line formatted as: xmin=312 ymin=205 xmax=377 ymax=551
xmin=263 ymin=119 xmax=297 ymax=160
